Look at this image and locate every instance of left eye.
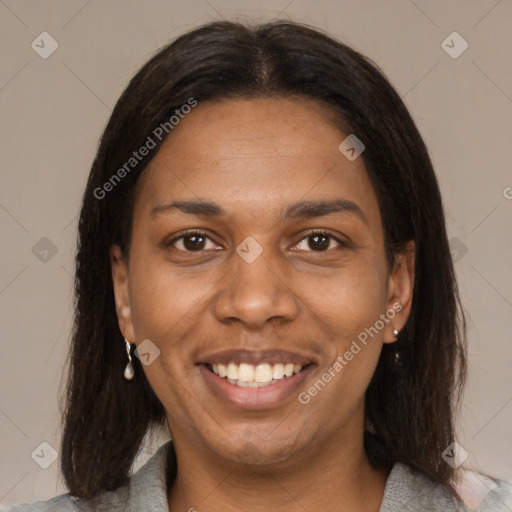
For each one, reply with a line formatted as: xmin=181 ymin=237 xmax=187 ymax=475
xmin=291 ymin=231 xmax=344 ymax=252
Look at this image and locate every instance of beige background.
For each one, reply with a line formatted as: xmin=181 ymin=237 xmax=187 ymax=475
xmin=1 ymin=0 xmax=511 ymax=506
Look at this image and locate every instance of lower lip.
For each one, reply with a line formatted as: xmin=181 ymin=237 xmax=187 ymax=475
xmin=199 ymin=364 xmax=315 ymax=410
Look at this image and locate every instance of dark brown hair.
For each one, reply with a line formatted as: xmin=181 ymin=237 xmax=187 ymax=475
xmin=59 ymin=19 xmax=467 ymax=502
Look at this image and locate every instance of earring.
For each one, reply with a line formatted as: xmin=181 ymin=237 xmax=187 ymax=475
xmin=124 ymin=339 xmax=134 ymax=380
xmin=392 ymin=329 xmax=403 ymax=366
xmin=391 ymin=329 xmax=402 ymax=365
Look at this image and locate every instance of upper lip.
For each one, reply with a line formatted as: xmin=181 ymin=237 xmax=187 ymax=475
xmin=199 ymin=349 xmax=316 ymax=366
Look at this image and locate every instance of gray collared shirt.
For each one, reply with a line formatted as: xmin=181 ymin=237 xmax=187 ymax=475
xmin=3 ymin=441 xmax=511 ymax=511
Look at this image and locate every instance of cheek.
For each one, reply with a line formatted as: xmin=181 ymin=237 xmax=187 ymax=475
xmin=128 ymin=253 xmax=204 ymax=339
xmin=308 ymin=254 xmax=387 ymax=334
xmin=308 ymin=255 xmax=387 ymax=387
xmin=126 ymin=253 xmax=199 ymax=417
xmin=301 ymin=264 xmax=387 ymax=419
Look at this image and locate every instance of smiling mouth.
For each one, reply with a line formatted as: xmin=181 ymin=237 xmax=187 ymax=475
xmin=205 ymin=362 xmax=310 ymax=388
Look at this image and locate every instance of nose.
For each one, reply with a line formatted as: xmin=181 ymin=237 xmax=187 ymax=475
xmin=212 ymin=245 xmax=300 ymax=329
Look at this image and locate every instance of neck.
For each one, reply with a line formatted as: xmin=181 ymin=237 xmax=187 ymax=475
xmin=166 ymin=431 xmax=390 ymax=512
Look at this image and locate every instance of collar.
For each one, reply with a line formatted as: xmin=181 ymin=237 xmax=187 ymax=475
xmin=125 ymin=440 xmax=174 ymax=512
xmin=124 ymin=441 xmax=511 ymax=512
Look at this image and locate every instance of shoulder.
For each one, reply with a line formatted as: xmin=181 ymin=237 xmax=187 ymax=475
xmin=1 ymin=494 xmax=81 ymax=511
xmin=381 ymin=462 xmax=462 ymax=511
xmin=381 ymin=462 xmax=512 ymax=512
xmin=1 ymin=488 xmax=127 ymax=512
xmin=2 ymin=441 xmax=173 ymax=512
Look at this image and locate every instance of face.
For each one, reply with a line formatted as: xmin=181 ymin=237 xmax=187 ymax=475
xmin=111 ymin=97 xmax=414 ymax=468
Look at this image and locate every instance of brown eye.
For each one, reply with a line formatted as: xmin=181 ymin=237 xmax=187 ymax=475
xmin=308 ymin=233 xmax=331 ymax=251
xmin=291 ymin=230 xmax=345 ymax=252
xmin=167 ymin=230 xmax=220 ymax=252
xmin=182 ymin=234 xmax=207 ymax=251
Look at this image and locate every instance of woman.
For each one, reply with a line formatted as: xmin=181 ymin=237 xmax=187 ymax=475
xmin=5 ymin=19 xmax=511 ymax=512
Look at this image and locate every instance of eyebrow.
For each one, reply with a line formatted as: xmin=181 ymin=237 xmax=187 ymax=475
xmin=151 ymin=198 xmax=368 ymax=225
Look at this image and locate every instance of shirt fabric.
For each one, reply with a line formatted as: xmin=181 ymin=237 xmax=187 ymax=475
xmin=3 ymin=440 xmax=511 ymax=511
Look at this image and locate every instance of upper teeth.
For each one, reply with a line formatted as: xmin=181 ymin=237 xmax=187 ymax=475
xmin=211 ymin=362 xmax=303 ymax=386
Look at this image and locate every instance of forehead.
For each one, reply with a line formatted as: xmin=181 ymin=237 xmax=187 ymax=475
xmin=134 ymin=97 xmax=381 ymax=228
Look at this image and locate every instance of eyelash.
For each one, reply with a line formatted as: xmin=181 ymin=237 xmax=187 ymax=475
xmin=166 ymin=228 xmax=347 ymax=253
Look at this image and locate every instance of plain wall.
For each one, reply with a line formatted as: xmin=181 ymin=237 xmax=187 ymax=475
xmin=1 ymin=0 xmax=511 ymax=505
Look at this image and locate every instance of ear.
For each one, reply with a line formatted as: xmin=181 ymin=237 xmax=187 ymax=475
xmin=110 ymin=244 xmax=135 ymax=343
xmin=383 ymin=241 xmax=415 ymax=344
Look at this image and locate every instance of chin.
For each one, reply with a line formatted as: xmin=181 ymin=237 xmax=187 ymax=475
xmin=205 ymin=428 xmax=312 ymax=469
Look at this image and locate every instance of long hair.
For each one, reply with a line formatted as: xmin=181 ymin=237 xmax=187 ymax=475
xmin=59 ymin=20 xmax=467 ymax=500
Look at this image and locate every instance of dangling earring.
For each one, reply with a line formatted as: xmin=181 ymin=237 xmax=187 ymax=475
xmin=392 ymin=329 xmax=402 ymax=366
xmin=124 ymin=339 xmax=134 ymax=380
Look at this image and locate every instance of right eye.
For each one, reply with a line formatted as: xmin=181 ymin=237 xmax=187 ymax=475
xmin=166 ymin=229 xmax=222 ymax=252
